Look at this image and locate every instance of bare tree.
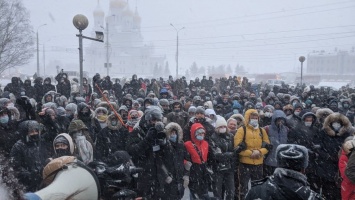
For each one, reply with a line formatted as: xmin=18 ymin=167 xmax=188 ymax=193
xmin=0 ymin=0 xmax=34 ymax=75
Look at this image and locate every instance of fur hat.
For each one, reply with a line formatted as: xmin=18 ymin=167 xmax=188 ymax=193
xmin=276 ymin=144 xmax=309 ymax=170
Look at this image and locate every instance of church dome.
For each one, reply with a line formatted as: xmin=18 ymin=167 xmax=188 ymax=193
xmin=110 ymin=0 xmax=127 ymax=9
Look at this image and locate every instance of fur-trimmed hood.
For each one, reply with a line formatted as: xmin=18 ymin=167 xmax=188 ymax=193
xmin=106 ymin=113 xmax=122 ymax=130
xmin=315 ymin=108 xmax=334 ymax=120
xmin=323 ymin=113 xmax=354 ymax=136
xmin=165 ymin=122 xmax=183 ymax=143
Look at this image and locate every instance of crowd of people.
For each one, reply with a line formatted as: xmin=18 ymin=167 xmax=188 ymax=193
xmin=1 ymin=71 xmax=355 ymax=200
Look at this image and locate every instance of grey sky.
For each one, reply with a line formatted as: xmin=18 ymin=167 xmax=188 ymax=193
xmin=21 ymin=0 xmax=355 ymax=77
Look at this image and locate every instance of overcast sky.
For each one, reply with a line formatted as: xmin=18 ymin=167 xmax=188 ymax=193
xmin=20 ymin=0 xmax=355 ymax=77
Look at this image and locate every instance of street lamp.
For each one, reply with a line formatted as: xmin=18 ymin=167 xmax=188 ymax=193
xmin=73 ymin=14 xmax=104 ymax=96
xmin=299 ymin=56 xmax=306 ymax=87
xmin=170 ymin=23 xmax=185 ymax=79
xmin=37 ymin=24 xmax=47 ymax=77
xmin=105 ymin=15 xmax=115 ymax=76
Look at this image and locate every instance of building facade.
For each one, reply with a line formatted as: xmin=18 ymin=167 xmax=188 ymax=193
xmin=307 ymin=49 xmax=355 ymax=77
xmin=85 ymin=0 xmax=165 ymax=78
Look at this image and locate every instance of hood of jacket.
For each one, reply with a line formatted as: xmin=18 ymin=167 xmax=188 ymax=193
xmin=271 ymin=110 xmax=287 ymax=129
xmin=244 ymin=109 xmax=259 ymax=126
xmin=190 ymin=123 xmax=205 ymax=144
xmin=165 ymin=122 xmax=183 ymax=142
xmin=107 ymin=113 xmax=122 ymax=130
xmin=53 ymin=133 xmax=75 ymax=155
xmin=315 ymin=108 xmax=334 ymax=120
xmin=323 ymin=113 xmax=353 ymax=136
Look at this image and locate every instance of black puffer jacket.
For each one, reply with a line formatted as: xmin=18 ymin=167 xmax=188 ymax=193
xmin=10 ymin=121 xmax=50 ymax=192
xmin=76 ymin=102 xmax=101 ymax=142
xmin=125 ymin=117 xmax=165 ymax=198
xmin=245 ymin=168 xmax=322 ymax=200
xmin=42 ymin=77 xmax=56 ymax=95
xmin=208 ymin=131 xmax=235 ymax=172
xmin=95 ymin=114 xmax=129 ymax=162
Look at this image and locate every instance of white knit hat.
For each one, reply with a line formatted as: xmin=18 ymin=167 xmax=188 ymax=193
xmin=215 ymin=115 xmax=227 ymax=128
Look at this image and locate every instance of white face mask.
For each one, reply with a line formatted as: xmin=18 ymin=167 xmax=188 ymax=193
xmin=294 ymin=111 xmax=300 ymax=116
xmin=304 ymin=122 xmax=312 ymax=127
xmin=219 ymin=128 xmax=227 ymax=133
xmin=265 ymin=112 xmax=272 ymax=118
xmin=249 ymin=119 xmax=258 ymax=128
xmin=7 ymin=103 xmax=14 ymax=108
xmin=332 ymin=122 xmax=341 ymax=131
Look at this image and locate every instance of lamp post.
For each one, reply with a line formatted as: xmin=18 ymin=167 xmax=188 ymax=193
xmin=170 ymin=23 xmax=185 ymax=79
xmin=73 ymin=14 xmax=104 ymax=96
xmin=299 ymin=56 xmax=306 ymax=87
xmin=36 ymin=24 xmax=47 ymax=77
xmin=105 ymin=15 xmax=115 ymax=76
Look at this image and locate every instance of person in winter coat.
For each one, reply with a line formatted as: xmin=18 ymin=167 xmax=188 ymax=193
xmin=51 ymin=133 xmax=75 ymax=158
xmin=95 ymin=106 xmax=109 ymax=129
xmin=286 ymin=102 xmax=303 ymax=129
xmin=42 ymin=77 xmax=56 ymax=95
xmin=23 ymin=79 xmax=36 ymax=99
xmin=33 ymin=77 xmax=44 ymax=103
xmin=264 ymin=110 xmax=288 ymax=176
xmin=339 ymin=136 xmax=355 ymax=200
xmin=68 ymin=119 xmax=94 ymax=164
xmin=76 ymin=102 xmax=101 ymax=142
xmin=126 ymin=109 xmax=141 ymax=133
xmin=316 ymin=113 xmax=354 ymax=200
xmin=125 ymin=106 xmax=167 ymax=199
xmin=245 ymin=144 xmax=322 ymax=200
xmin=184 ymin=123 xmax=210 ymax=199
xmin=234 ymin=109 xmax=270 ymax=200
xmin=228 ymin=113 xmax=245 ymax=130
xmin=112 ymin=78 xmax=122 ymax=104
xmin=182 ymin=106 xmax=215 ymax=142
xmin=55 ymin=75 xmax=71 ymax=99
xmin=39 ymin=108 xmax=66 ymax=150
xmin=96 ymin=113 xmax=129 ymax=162
xmin=166 ymin=100 xmax=189 ymax=129
xmin=10 ymin=120 xmax=50 ymax=192
xmin=4 ymin=77 xmax=23 ymax=98
xmin=158 ymin=122 xmax=187 ymax=200
xmin=209 ymin=116 xmax=235 ymax=200
xmin=315 ymin=108 xmax=334 ymax=130
xmin=0 ymin=107 xmax=20 ymax=157
xmin=259 ymin=104 xmax=274 ymax=127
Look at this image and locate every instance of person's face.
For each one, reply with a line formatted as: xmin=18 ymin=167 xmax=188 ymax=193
xmin=28 ymin=129 xmax=39 ymax=136
xmin=228 ymin=121 xmax=237 ymax=131
xmin=173 ymin=105 xmax=181 ymax=112
xmin=133 ymin=103 xmax=139 ymax=110
xmin=250 ymin=94 xmax=256 ymax=98
xmin=189 ymin=112 xmax=195 ymax=117
xmin=145 ymin=102 xmax=151 ymax=108
xmin=55 ymin=143 xmax=68 ymax=150
xmin=195 ymin=112 xmax=205 ymax=119
xmin=250 ymin=114 xmax=259 ymax=120
xmin=276 ymin=118 xmax=284 ymax=126
xmin=161 ymin=104 xmax=170 ymax=111
xmin=46 ymin=95 xmax=52 ymax=101
xmin=295 ymin=107 xmax=302 ymax=112
xmin=304 ymin=116 xmax=313 ymax=123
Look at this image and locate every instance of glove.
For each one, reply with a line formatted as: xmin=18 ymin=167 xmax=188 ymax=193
xmin=165 ymin=176 xmax=173 ymax=184
xmin=184 ymin=161 xmax=192 ymax=171
xmin=250 ymin=150 xmax=261 ymax=159
xmin=183 ymin=176 xmax=189 ymax=188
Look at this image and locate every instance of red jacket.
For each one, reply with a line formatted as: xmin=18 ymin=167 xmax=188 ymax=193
xmin=339 ymin=150 xmax=355 ymax=200
xmin=184 ymin=123 xmax=208 ymax=164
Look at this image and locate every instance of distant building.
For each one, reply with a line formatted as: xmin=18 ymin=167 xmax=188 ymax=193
xmin=85 ymin=0 xmax=166 ymax=78
xmin=307 ymin=49 xmax=355 ymax=77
